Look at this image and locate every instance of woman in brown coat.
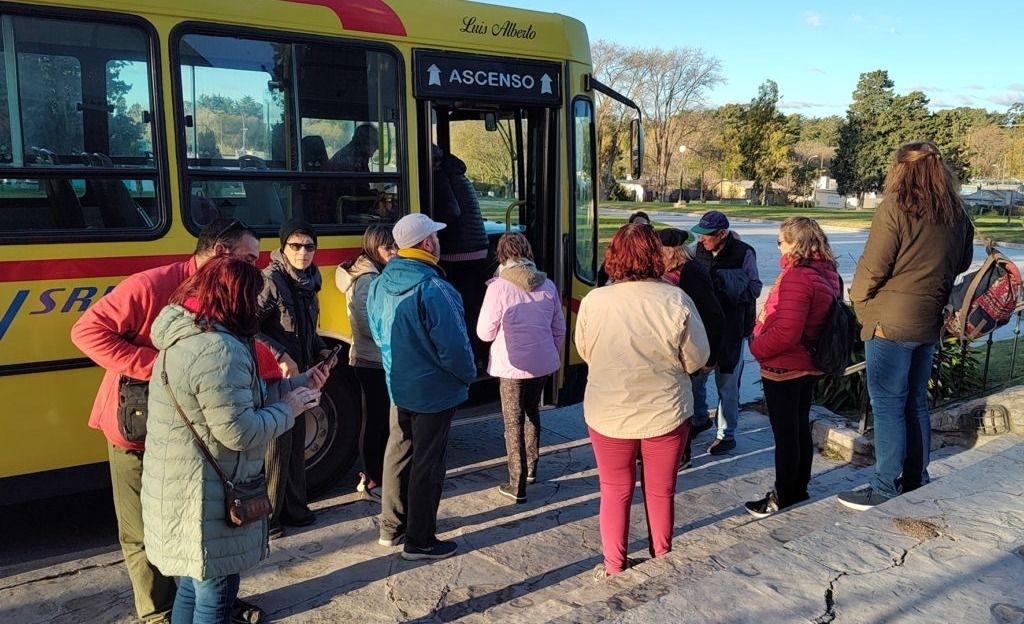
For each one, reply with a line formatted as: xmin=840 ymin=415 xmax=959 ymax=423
xmin=838 ymin=141 xmax=974 ymax=511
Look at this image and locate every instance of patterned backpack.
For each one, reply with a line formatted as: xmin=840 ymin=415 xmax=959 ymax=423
xmin=943 ymin=242 xmax=1023 ymax=341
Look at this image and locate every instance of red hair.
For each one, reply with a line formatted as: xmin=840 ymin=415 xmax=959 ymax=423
xmin=171 ymin=256 xmax=263 ymax=337
xmin=604 ymin=223 xmax=665 ymax=282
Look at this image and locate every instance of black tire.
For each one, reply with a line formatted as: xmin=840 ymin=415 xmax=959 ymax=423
xmin=303 ymin=353 xmax=361 ymax=498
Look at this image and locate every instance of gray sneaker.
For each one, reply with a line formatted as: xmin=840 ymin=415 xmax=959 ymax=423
xmin=837 ymin=487 xmax=889 ymax=511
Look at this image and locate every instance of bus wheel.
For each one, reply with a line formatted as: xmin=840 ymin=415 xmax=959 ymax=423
xmin=303 ymin=364 xmax=361 ymax=498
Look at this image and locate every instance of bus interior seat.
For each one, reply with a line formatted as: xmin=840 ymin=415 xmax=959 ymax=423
xmin=298 ymin=135 xmax=336 ymax=222
xmin=238 ymin=155 xmax=284 ymax=225
xmin=41 ymin=177 xmax=86 ymax=229
xmin=83 ymin=152 xmax=152 ymax=228
xmin=21 ymin=147 xmax=86 ymax=229
xmin=301 ymin=135 xmax=329 ymax=171
xmin=189 ymin=192 xmax=220 ymax=226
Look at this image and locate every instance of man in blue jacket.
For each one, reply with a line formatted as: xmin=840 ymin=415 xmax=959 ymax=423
xmin=368 ymin=213 xmax=477 ymax=561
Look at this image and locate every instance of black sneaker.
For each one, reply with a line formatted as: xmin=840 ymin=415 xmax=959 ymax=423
xmin=744 ymin=491 xmax=780 ymax=519
xmin=678 ymin=448 xmax=692 ymax=470
xmin=689 ymin=419 xmax=715 ymax=436
xmin=401 ymin=539 xmax=458 ymax=561
xmin=837 ymin=487 xmax=889 ymax=511
xmin=497 ymin=483 xmax=526 ymax=504
xmin=268 ymin=525 xmax=285 ymax=541
xmin=231 ymin=598 xmax=264 ymax=624
xmin=708 ymin=437 xmax=736 ymax=455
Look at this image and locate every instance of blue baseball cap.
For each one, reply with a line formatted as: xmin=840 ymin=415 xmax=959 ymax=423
xmin=690 ymin=210 xmax=729 ymax=235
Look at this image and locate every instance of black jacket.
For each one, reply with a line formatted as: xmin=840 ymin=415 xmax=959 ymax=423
xmin=433 ymin=152 xmax=488 ymax=257
xmin=678 ymin=261 xmax=725 ymax=368
xmin=694 ymin=233 xmax=761 ymax=373
xmin=258 ymin=250 xmax=327 ymax=369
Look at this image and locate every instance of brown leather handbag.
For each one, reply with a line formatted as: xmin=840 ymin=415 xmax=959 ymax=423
xmin=160 ymin=356 xmax=272 ymax=528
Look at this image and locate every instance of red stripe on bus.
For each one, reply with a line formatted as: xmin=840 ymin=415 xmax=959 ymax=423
xmin=285 ymin=0 xmax=407 ymax=36
xmin=0 ymin=248 xmax=361 ymax=283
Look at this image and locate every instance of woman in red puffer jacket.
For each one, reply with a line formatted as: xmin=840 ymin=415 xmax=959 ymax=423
xmin=746 ymin=216 xmax=841 ymax=518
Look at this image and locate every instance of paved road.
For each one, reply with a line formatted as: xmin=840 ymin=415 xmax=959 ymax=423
xmin=611 ymin=207 xmax=1024 ymax=405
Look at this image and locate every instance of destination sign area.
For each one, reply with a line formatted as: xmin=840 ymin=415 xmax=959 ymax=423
xmin=413 ymin=50 xmax=561 ymax=106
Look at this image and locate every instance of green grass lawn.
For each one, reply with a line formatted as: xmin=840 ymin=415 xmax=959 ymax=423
xmin=481 ymin=197 xmax=1024 ymax=244
xmin=598 ymin=200 xmax=1024 ymax=244
xmin=971 ymin=336 xmax=1024 ymax=388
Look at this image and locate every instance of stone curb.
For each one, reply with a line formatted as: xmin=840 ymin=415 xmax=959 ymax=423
xmin=810 ymin=386 xmax=1024 ymax=466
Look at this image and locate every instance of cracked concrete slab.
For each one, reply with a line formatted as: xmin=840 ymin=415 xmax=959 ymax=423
xmin=3 ymin=405 xmax=1021 ymax=623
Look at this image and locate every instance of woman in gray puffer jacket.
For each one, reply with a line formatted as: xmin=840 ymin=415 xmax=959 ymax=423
xmin=142 ymin=257 xmax=323 ymax=623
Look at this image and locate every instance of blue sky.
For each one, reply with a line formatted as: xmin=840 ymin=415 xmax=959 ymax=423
xmin=495 ymin=0 xmax=1023 ymax=118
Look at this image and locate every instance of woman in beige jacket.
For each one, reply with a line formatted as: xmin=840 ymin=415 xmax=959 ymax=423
xmin=575 ymin=223 xmax=709 ymax=577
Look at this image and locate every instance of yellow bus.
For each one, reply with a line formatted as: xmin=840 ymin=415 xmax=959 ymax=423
xmin=0 ymin=0 xmax=641 ymax=501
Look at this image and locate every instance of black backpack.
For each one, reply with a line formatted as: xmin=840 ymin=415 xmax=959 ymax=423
xmin=802 ymin=267 xmax=857 ymax=376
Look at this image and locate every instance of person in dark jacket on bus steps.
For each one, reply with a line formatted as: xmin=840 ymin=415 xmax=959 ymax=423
xmin=432 ymin=145 xmax=491 ymax=370
xmin=368 ymin=213 xmax=476 ymax=561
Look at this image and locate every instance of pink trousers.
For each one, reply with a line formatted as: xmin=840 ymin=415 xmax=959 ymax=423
xmin=588 ymin=423 xmax=685 ymax=574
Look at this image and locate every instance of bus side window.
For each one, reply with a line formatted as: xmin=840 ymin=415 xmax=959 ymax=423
xmin=0 ymin=15 xmax=160 ymax=240
xmin=238 ymin=155 xmax=284 ymax=226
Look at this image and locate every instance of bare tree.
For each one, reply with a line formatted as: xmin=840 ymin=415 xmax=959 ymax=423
xmin=591 ymin=41 xmax=650 ymax=199
xmin=632 ymin=47 xmax=723 ymax=199
xmin=591 ymin=42 xmax=722 ymax=200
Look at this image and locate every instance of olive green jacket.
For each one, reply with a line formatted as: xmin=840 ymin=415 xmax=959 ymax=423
xmin=850 ymin=200 xmax=974 ymax=342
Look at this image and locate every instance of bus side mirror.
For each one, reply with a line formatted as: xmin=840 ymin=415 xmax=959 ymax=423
xmin=630 ymin=118 xmax=643 ymax=179
xmin=484 ymin=112 xmax=498 ymax=132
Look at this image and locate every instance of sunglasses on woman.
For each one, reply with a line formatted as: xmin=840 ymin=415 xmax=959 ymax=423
xmin=287 ymin=242 xmax=316 ymax=252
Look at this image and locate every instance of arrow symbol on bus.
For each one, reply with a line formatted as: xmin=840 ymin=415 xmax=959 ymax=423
xmin=427 ymin=64 xmax=442 ymax=86
xmin=540 ymin=74 xmax=553 ymax=94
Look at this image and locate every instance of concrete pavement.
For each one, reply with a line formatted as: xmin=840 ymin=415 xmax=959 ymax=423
xmin=3 ymin=400 xmax=1022 ymax=623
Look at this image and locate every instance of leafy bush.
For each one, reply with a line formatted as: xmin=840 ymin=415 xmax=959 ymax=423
xmin=814 ymin=335 xmax=981 ymax=414
xmin=929 ymin=338 xmax=981 ymax=400
xmin=607 ymin=181 xmax=634 ymax=201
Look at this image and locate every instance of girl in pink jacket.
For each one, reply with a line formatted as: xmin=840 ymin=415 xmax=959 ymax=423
xmin=477 ymin=233 xmax=565 ymax=503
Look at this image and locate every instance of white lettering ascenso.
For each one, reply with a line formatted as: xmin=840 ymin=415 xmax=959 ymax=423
xmin=448 ymin=69 xmax=535 ymax=90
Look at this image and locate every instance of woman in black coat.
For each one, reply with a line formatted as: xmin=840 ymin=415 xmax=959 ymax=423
xmin=659 ymin=228 xmax=725 ymax=468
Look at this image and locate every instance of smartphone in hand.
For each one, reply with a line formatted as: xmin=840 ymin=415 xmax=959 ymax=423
xmin=322 ymin=343 xmax=343 ymax=365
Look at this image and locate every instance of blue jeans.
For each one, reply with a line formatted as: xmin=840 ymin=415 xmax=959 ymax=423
xmin=865 ymin=337 xmax=935 ymax=499
xmin=172 ymin=574 xmax=239 ymax=624
xmin=691 ymin=349 xmax=744 ymax=440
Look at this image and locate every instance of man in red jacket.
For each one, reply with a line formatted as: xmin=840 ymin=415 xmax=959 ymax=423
xmin=71 ymin=218 xmax=260 ymax=624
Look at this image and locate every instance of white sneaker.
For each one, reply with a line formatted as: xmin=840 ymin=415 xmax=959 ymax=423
xmin=357 ymin=473 xmax=381 ymax=502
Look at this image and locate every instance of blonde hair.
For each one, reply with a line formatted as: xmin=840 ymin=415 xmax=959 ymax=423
xmin=883 ymin=140 xmax=963 ymax=225
xmin=779 ymin=216 xmax=835 ymax=267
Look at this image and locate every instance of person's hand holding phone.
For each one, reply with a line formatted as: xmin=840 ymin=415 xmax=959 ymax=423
xmin=320 ymin=344 xmax=342 ymax=369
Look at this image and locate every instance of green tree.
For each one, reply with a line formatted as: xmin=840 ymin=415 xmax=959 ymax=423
xmin=833 ymin=70 xmax=897 ymax=199
xmin=107 ymin=61 xmax=148 ymax=157
xmin=737 ymin=80 xmax=794 ymax=205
